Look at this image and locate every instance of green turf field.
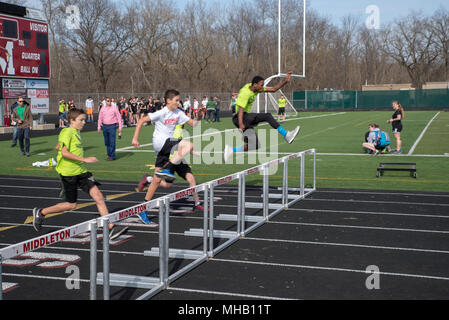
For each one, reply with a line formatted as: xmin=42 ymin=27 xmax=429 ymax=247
xmin=1 ymin=111 xmax=448 ymax=192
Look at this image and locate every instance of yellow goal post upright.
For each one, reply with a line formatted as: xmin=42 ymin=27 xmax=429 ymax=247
xmin=256 ymin=0 xmax=306 ymax=116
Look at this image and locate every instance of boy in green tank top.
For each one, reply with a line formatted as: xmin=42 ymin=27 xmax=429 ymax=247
xmin=32 ymin=108 xmax=128 ymax=240
xmin=277 ymin=95 xmax=287 ymax=122
xmin=223 ymin=73 xmax=300 ymax=163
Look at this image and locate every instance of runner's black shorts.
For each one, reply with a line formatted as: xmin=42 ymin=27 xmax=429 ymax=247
xmin=155 ymin=138 xmax=192 ymax=180
xmin=59 ymin=172 xmax=101 ymax=203
xmin=392 ymin=125 xmax=403 ymax=134
xmin=278 ymin=108 xmax=285 ymax=115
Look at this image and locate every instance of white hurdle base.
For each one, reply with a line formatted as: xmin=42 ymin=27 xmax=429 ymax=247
xmin=276 ymin=187 xmax=315 ymax=193
xmin=266 ymin=194 xmax=298 ymax=200
xmin=97 ymin=273 xmax=160 ymax=289
xmin=217 ymin=214 xmax=264 ymax=223
xmin=144 ymin=248 xmax=205 ymax=260
xmin=245 ymin=202 xmax=283 ymax=209
xmin=184 ymin=228 xmax=238 ymax=239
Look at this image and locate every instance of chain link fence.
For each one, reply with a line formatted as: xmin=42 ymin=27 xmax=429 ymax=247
xmin=49 ymin=92 xmax=237 ymax=114
xmin=293 ymin=89 xmax=449 ymax=110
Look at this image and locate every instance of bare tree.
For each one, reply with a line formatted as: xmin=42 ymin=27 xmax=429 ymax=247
xmin=430 ymin=8 xmax=449 ymax=81
xmin=59 ymin=0 xmax=137 ymax=92
xmin=128 ymin=0 xmax=177 ymax=91
xmin=382 ymin=12 xmax=439 ymax=89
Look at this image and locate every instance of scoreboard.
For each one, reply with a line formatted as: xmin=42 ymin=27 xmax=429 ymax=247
xmin=0 ymin=13 xmax=50 ymax=79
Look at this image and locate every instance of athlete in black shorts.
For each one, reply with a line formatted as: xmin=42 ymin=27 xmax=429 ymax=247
xmin=387 ymin=101 xmax=404 ymax=154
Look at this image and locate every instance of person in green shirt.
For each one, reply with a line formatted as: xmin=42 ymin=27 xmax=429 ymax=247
xmin=223 ymin=72 xmax=300 ymax=163
xmin=277 ymin=95 xmax=287 ymax=122
xmin=32 ymin=108 xmax=128 ymax=240
xmin=229 ymin=94 xmax=237 ymax=115
xmin=58 ymin=99 xmax=69 ymax=128
xmin=205 ymin=97 xmax=217 ymax=123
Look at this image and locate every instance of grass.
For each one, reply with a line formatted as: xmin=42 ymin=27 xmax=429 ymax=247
xmin=2 ymin=111 xmax=449 ymax=192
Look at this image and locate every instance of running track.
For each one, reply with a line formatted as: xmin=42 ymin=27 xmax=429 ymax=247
xmin=1 ymin=175 xmax=449 ymax=300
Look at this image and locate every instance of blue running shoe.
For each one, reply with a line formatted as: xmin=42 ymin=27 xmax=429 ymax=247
xmin=137 ymin=211 xmax=152 ymax=224
xmin=155 ymin=169 xmax=176 ymax=183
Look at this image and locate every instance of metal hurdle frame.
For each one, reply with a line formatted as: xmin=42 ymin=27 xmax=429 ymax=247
xmin=0 ymin=198 xmax=160 ymax=301
xmin=142 ymin=184 xmax=210 ymax=293
xmin=0 ymin=149 xmax=316 ymax=301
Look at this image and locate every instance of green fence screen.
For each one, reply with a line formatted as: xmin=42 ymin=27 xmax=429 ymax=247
xmin=293 ymin=89 xmax=449 ymax=110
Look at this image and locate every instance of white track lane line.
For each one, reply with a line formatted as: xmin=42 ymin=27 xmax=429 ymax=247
xmin=212 ymin=258 xmax=449 ymax=282
xmin=408 ymin=111 xmax=441 ymax=155
xmin=116 ymin=112 xmax=346 ymax=152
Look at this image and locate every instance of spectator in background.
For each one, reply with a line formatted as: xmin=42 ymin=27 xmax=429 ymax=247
xmin=10 ymin=98 xmax=22 ymax=147
xmin=11 ymin=97 xmax=33 ymax=157
xmin=98 ymin=97 xmax=123 ymax=161
xmin=154 ymin=97 xmax=163 ymax=111
xmin=206 ymin=96 xmax=216 ymax=123
xmin=201 ymin=96 xmax=208 ymax=120
xmin=85 ymin=96 xmax=95 ymax=122
xmin=140 ymin=97 xmax=149 ymax=119
xmin=130 ymin=97 xmax=139 ymax=125
xmin=117 ymin=97 xmax=129 ymax=127
xmin=214 ymin=96 xmax=221 ymax=122
xmin=387 ymin=101 xmax=405 ymax=154
xmin=192 ymin=97 xmax=199 ymax=120
xmin=148 ymin=96 xmax=156 ymax=113
xmin=230 ymin=94 xmax=237 ymax=115
xmin=58 ymin=99 xmax=68 ymax=128
xmin=183 ymin=97 xmax=191 ymax=116
xmin=277 ymin=95 xmax=287 ymax=122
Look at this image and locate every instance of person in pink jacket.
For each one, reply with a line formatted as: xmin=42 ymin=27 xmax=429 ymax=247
xmin=97 ymin=97 xmax=123 ymax=161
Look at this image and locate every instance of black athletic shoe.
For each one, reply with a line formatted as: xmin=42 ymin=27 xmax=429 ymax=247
xmin=33 ymin=208 xmax=45 ymax=231
xmin=109 ymin=225 xmax=129 ymax=241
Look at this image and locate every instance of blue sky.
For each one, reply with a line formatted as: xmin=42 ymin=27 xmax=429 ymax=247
xmin=27 ymin=0 xmax=447 ymax=26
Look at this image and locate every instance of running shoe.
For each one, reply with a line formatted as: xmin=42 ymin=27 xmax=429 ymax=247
xmin=137 ymin=211 xmax=152 ymax=224
xmin=109 ymin=225 xmax=129 ymax=240
xmin=155 ymin=169 xmax=176 ymax=183
xmin=284 ymin=126 xmax=301 ymax=144
xmin=138 ymin=174 xmax=151 ymax=192
xmin=32 ymin=208 xmax=45 ymax=231
xmin=223 ymin=145 xmax=233 ymax=163
xmin=194 ymin=204 xmax=205 ymax=211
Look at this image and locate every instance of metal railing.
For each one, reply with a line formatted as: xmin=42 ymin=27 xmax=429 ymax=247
xmin=0 ymin=149 xmax=316 ymax=300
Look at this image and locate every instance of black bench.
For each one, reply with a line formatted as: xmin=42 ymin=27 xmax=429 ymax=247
xmin=377 ymin=163 xmax=417 ymax=179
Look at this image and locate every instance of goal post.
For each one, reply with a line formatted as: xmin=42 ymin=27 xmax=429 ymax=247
xmin=256 ymin=0 xmax=306 ymax=115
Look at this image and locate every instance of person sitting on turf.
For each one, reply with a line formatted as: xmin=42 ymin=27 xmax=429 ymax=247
xmin=362 ymin=124 xmax=390 ymax=155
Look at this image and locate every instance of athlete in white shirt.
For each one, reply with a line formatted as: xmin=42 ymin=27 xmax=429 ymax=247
xmin=192 ymin=98 xmax=199 ymax=120
xmin=132 ymin=89 xmax=198 ymax=197
xmin=85 ymin=97 xmax=95 ymax=122
xmin=183 ymin=98 xmax=191 ymax=116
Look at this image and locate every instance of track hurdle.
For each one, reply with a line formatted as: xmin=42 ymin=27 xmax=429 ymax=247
xmin=1 ymin=150 xmax=316 ymax=301
xmin=0 ymin=218 xmax=97 ymax=300
xmin=271 ymin=149 xmax=317 ymax=207
xmin=143 ymin=184 xmax=210 ymax=289
xmin=96 ymin=198 xmax=162 ymax=300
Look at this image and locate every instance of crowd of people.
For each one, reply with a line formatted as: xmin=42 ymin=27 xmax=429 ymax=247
xmin=57 ymin=95 xmax=232 ymax=129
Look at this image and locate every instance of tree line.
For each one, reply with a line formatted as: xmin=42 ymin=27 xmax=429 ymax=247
xmin=25 ymin=0 xmax=449 ymax=93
